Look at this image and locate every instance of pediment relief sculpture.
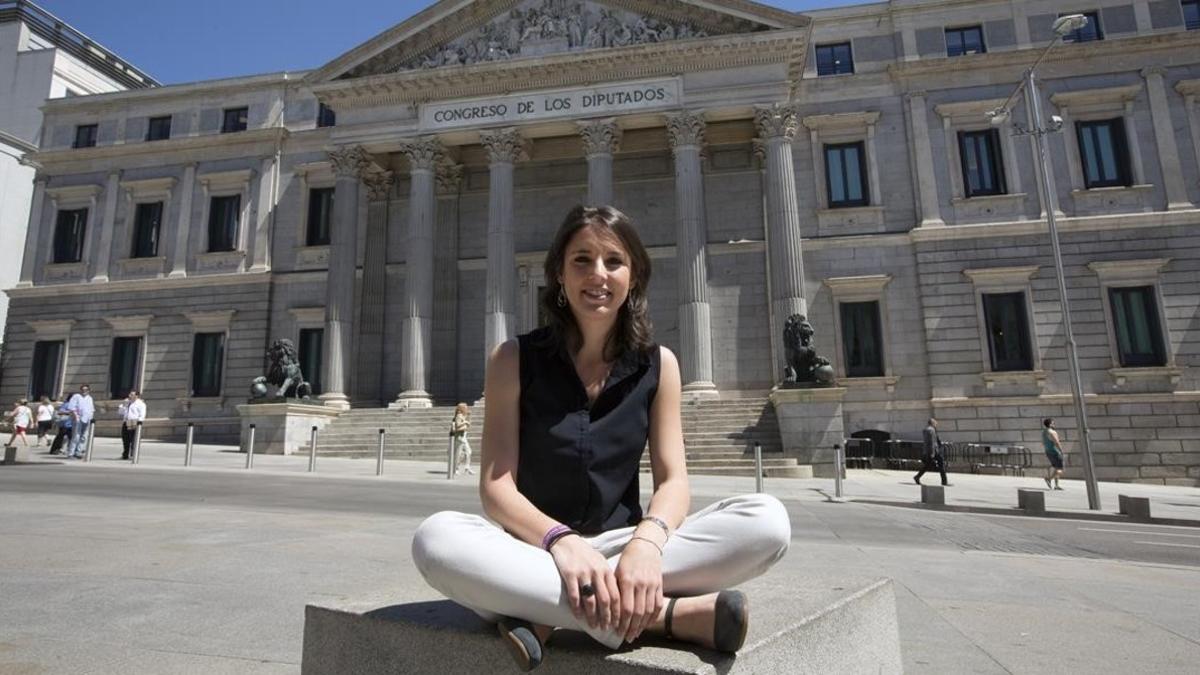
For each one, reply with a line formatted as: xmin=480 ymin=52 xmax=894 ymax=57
xmin=342 ymin=0 xmax=773 ymax=79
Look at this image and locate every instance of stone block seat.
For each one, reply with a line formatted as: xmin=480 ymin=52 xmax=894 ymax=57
xmin=302 ymin=574 xmax=902 ymax=674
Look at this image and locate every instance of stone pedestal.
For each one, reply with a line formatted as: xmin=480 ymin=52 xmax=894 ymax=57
xmin=770 ymin=386 xmax=846 ymax=478
xmin=236 ymin=402 xmax=342 ymax=455
xmin=302 ymin=574 xmax=901 ymax=675
xmin=3 ymin=445 xmax=31 ymax=464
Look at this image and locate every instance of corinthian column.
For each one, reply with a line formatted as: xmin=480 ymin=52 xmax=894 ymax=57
xmin=358 ymin=169 xmax=393 ymax=404
xmin=755 ymin=104 xmax=808 ymax=381
xmin=321 ymin=145 xmax=372 ymax=410
xmin=479 ymin=128 xmax=528 ymax=365
xmin=393 ymin=137 xmax=444 ymax=409
xmin=666 ymin=111 xmax=717 ymax=398
xmin=578 ymin=119 xmax=622 ymax=206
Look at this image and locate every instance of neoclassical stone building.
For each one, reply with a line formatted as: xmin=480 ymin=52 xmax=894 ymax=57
xmin=4 ymin=0 xmax=1199 ymax=483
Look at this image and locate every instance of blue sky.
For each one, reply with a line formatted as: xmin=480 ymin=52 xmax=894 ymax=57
xmin=33 ymin=0 xmax=869 ymax=85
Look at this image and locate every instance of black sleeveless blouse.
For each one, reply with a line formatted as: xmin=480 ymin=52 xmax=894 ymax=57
xmin=516 ymin=327 xmax=660 ymax=534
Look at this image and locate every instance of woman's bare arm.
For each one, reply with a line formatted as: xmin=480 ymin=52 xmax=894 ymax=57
xmin=643 ymin=346 xmax=690 ymax=530
xmin=478 ymin=339 xmax=559 ymax=546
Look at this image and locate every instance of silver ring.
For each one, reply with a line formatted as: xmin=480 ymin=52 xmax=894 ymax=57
xmin=579 ymin=583 xmax=595 ymax=598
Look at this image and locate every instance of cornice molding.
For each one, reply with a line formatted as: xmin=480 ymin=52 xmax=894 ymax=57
xmin=120 ymin=177 xmax=176 ymax=195
xmin=962 ymin=265 xmax=1039 ymax=285
xmin=889 ymin=31 xmax=1200 ymax=85
xmin=30 ymin=128 xmax=288 ymax=171
xmin=1049 ymin=84 xmax=1142 ymax=109
xmin=802 ymin=110 xmax=879 ymax=132
xmin=824 ymin=274 xmax=892 ymax=296
xmin=933 ymin=98 xmax=1009 ymax=119
xmin=45 ymin=184 xmax=102 ymax=202
xmin=1087 ymin=258 xmax=1171 ymax=280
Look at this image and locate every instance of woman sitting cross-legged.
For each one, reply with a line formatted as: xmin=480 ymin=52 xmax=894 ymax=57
xmin=412 ymin=205 xmax=791 ymax=671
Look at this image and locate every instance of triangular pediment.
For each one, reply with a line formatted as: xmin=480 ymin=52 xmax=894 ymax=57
xmin=308 ymin=0 xmax=805 ymax=83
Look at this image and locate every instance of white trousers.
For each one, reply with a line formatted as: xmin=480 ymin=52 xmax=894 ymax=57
xmin=412 ymin=493 xmax=791 ymax=649
xmin=453 ymin=436 xmax=473 ymax=474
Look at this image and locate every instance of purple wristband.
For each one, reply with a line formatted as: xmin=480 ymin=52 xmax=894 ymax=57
xmin=541 ymin=524 xmax=572 ymax=551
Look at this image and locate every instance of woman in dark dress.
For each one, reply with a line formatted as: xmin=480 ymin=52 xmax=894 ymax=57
xmin=413 ymin=206 xmax=790 ymax=670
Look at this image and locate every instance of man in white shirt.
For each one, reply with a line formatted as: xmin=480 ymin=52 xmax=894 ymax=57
xmin=62 ymin=384 xmax=95 ymax=459
xmin=118 ymin=390 xmax=147 ymax=461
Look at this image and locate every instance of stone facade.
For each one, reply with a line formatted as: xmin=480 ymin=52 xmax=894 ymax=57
xmin=3 ymin=0 xmax=1199 ymax=484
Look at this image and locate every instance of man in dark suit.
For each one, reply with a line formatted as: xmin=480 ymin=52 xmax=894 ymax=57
xmin=914 ymin=417 xmax=950 ymax=486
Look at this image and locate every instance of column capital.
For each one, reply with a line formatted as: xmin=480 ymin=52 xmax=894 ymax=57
xmin=1140 ymin=65 xmax=1168 ymax=79
xmin=363 ymin=170 xmax=395 ymax=202
xmin=577 ymin=118 xmax=622 ymax=156
xmin=479 ymin=128 xmax=529 ymax=164
xmin=754 ymin=104 xmax=800 ymax=141
xmin=665 ymin=110 xmax=706 ymax=151
xmin=751 ymin=138 xmax=767 ymax=168
xmin=398 ymin=136 xmax=445 ymax=171
xmin=328 ymin=145 xmax=373 ymax=178
xmin=436 ymin=160 xmax=464 ymax=195
xmin=904 ymin=90 xmax=928 ymax=102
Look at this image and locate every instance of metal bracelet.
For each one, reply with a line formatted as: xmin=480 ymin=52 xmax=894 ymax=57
xmin=640 ymin=515 xmax=670 ymax=538
xmin=628 ymin=535 xmax=664 ymax=556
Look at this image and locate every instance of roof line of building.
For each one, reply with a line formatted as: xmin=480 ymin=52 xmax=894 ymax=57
xmin=0 ymin=0 xmax=159 ymax=89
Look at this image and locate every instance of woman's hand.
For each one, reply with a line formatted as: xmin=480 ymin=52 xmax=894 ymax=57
xmin=614 ymin=538 xmax=664 ymax=643
xmin=550 ymin=535 xmax=621 ymax=632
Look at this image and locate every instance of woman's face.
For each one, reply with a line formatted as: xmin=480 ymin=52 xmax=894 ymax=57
xmin=558 ymin=224 xmax=632 ymax=327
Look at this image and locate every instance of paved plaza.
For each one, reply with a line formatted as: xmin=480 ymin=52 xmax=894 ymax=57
xmin=2 ymin=441 xmax=1199 ymax=673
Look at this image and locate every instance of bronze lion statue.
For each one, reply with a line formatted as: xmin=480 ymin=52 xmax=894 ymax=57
xmin=783 ymin=314 xmax=835 ymax=385
xmin=250 ymin=338 xmax=313 ymax=400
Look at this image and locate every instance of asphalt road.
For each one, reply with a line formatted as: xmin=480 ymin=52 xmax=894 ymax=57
xmin=2 ymin=464 xmax=1198 ymax=674
xmin=4 ymin=465 xmax=1196 ymax=568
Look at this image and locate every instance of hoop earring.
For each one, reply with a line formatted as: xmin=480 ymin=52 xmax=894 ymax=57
xmin=556 ymin=287 xmax=567 ymax=308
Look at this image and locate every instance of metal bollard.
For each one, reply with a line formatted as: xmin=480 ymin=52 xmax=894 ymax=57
xmin=447 ymin=433 xmax=455 ymax=480
xmin=245 ymin=424 xmax=256 ymax=469
xmin=132 ymin=421 xmax=144 ymax=465
xmin=184 ymin=423 xmax=194 ymax=467
xmin=754 ymin=442 xmax=764 ymax=493
xmin=834 ymin=443 xmax=844 ymax=500
xmin=308 ymin=426 xmax=318 ymax=473
xmin=83 ymin=424 xmax=95 ymax=462
xmin=376 ymin=428 xmax=386 ymax=476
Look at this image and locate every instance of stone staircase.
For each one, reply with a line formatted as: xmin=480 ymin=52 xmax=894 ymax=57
xmin=315 ymin=394 xmax=810 ymax=478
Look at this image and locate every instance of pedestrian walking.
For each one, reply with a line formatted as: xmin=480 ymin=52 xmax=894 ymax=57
xmin=62 ymin=384 xmax=95 ymax=459
xmin=450 ymin=403 xmax=475 ymax=476
xmin=1042 ymin=418 xmax=1065 ymax=490
xmin=35 ymin=396 xmax=55 ymax=446
xmin=914 ymin=417 xmax=950 ymax=486
xmin=118 ymin=390 xmax=147 ymax=460
xmin=5 ymin=399 xmax=33 ymax=448
xmin=413 ymin=206 xmax=789 ymax=671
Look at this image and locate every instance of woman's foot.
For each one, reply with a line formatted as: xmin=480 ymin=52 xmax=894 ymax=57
xmin=497 ymin=617 xmax=544 ymax=671
xmin=657 ymin=590 xmax=750 ymax=653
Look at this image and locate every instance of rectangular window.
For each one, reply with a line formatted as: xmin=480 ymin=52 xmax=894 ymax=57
xmin=982 ymin=292 xmax=1034 ymax=371
xmin=207 ymin=195 xmax=240 ymax=252
xmin=29 ymin=341 xmax=65 ymax=401
xmin=221 ymin=107 xmax=249 ymax=133
xmin=1076 ymin=119 xmax=1132 ymax=189
xmin=839 ymin=301 xmax=884 ymax=377
xmin=1062 ymin=11 xmax=1103 ymax=42
xmin=1109 ymin=286 xmax=1166 ymax=367
xmin=959 ymin=129 xmax=1007 ymax=197
xmin=131 ymin=202 xmax=163 ymax=258
xmin=317 ymin=102 xmax=337 ymax=128
xmin=73 ymin=124 xmax=97 ymax=148
xmin=306 ymin=187 xmax=334 ymax=246
xmin=52 ymin=208 xmax=88 ymax=263
xmin=1185 ymin=0 xmax=1200 ymax=29
xmin=191 ymin=332 xmax=225 ymax=397
xmin=945 ymin=25 xmax=986 ymax=56
xmin=815 ymin=42 xmax=854 ymax=76
xmin=109 ymin=336 xmax=142 ymax=400
xmin=825 ymin=142 xmax=869 ymax=208
xmin=299 ymin=328 xmax=323 ymax=395
xmin=146 ymin=115 xmax=172 ymax=141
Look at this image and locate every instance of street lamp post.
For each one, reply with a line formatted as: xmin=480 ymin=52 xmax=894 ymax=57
xmin=988 ymin=14 xmax=1101 ymax=510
